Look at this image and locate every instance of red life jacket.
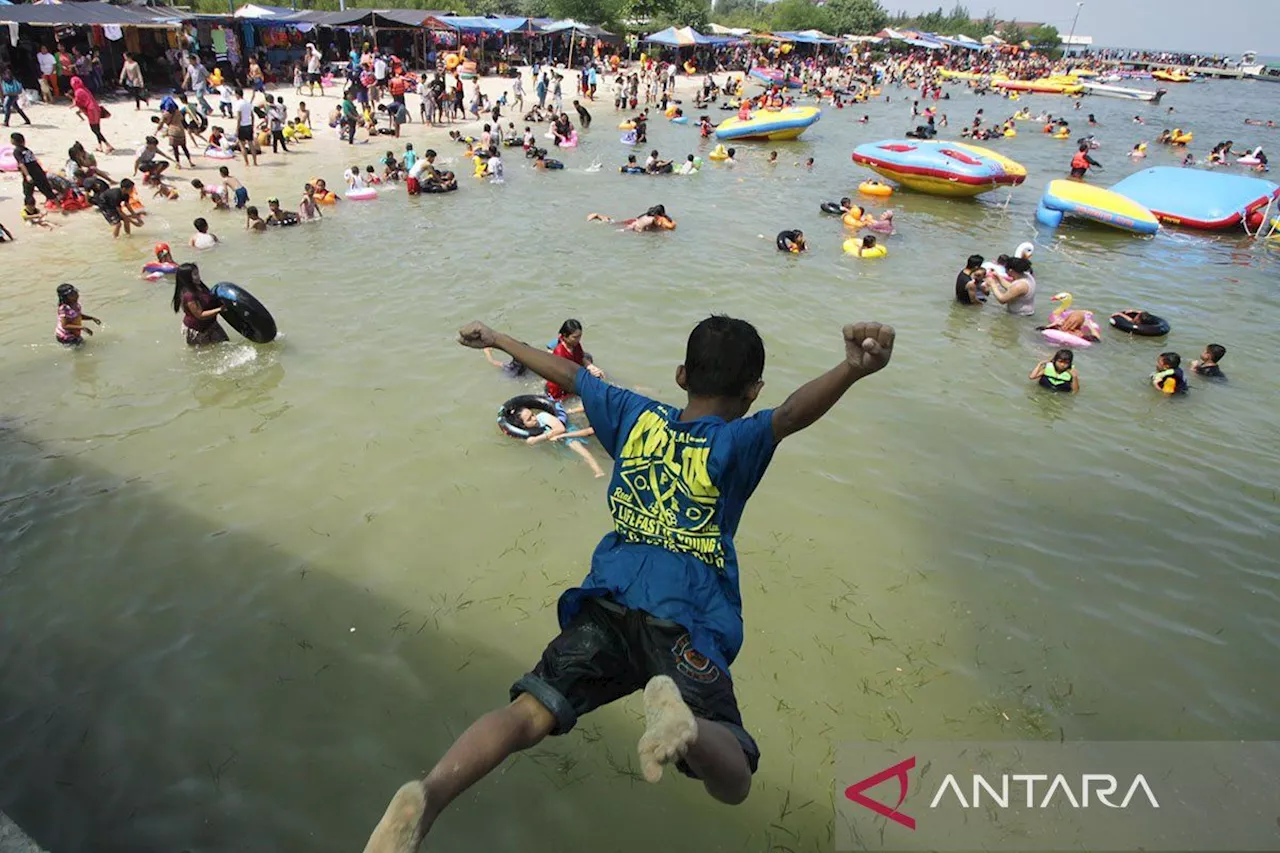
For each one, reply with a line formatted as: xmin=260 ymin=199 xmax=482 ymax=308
xmin=1071 ymin=151 xmax=1089 ymax=170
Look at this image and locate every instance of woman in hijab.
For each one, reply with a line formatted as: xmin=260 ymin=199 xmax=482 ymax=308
xmin=69 ymin=76 xmax=113 ymax=153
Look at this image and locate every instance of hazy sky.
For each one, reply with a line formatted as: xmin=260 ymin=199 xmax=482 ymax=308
xmin=878 ymin=0 xmax=1276 ymax=55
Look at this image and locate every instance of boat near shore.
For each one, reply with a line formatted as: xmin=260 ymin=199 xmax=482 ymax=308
xmin=1080 ymin=81 xmax=1167 ymax=102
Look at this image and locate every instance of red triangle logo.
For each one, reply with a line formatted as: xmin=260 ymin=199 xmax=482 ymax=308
xmin=844 ymin=755 xmax=916 ymax=830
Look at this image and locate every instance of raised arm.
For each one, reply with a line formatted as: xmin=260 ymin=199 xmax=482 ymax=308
xmin=772 ymin=323 xmax=895 ymax=443
xmin=459 ymin=323 xmax=581 ymax=395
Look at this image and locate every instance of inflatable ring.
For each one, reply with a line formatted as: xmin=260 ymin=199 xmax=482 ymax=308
xmin=620 ymin=132 xmax=637 ymax=145
xmin=620 ymin=165 xmax=645 ymax=174
xmin=421 ymin=182 xmax=459 ymax=192
xmin=544 ymin=159 xmax=565 ymax=169
xmin=1041 ymin=329 xmax=1094 ymax=348
xmin=315 ymin=192 xmax=337 ymax=204
xmin=205 ymin=148 xmax=235 ymax=160
xmin=843 ymin=239 xmax=886 ymax=258
xmin=618 ymin=121 xmax=635 ymax=130
xmin=558 ymin=132 xmax=579 ymax=149
xmin=346 ymin=187 xmax=378 ymax=201
xmin=212 ymin=282 xmax=277 ymax=343
xmin=1110 ymin=312 xmax=1169 ymax=336
xmin=142 ymin=261 xmax=178 ymax=279
xmin=671 ymin=116 xmax=688 ymax=124
xmin=0 ymin=144 xmax=19 ymax=172
xmin=708 ymin=146 xmax=729 ymax=161
xmin=820 ymin=201 xmax=844 ymax=215
xmin=497 ymin=394 xmax=566 ymax=439
xmin=858 ymin=181 xmax=893 ymax=197
xmin=776 ymin=232 xmax=802 ymax=253
xmin=842 ymin=210 xmax=867 ymax=228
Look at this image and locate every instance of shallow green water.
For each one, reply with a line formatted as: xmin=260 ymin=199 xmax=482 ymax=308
xmin=1 ymin=77 xmax=1279 ymax=852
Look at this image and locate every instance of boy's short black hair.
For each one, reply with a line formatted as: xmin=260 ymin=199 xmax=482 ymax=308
xmin=1206 ymin=343 xmax=1226 ymax=362
xmin=1160 ymin=352 xmax=1181 ymax=368
xmin=967 ymin=254 xmax=984 ymax=268
xmin=683 ymin=315 xmax=765 ymax=398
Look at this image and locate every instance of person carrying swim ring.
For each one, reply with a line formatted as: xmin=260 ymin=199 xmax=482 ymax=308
xmin=1029 ymin=349 xmax=1079 ymax=394
xmin=172 ymin=262 xmax=228 ymax=346
xmin=544 ymin=319 xmax=604 ymax=400
xmin=776 ymin=230 xmax=806 ymax=253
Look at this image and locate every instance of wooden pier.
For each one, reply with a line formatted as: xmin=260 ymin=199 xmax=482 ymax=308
xmin=1091 ymin=59 xmax=1245 ymax=79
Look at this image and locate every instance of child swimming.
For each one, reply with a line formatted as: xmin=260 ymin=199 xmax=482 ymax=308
xmin=515 ymin=404 xmax=605 ymax=477
xmin=1151 ymin=352 xmax=1187 ymax=394
xmin=190 ymin=178 xmax=229 ymax=210
xmin=1191 ymin=344 xmax=1226 ymax=379
xmin=1029 ymin=349 xmax=1079 ymax=393
xmin=189 ymin=217 xmax=219 ymax=249
xmin=360 ymin=316 xmax=896 ymax=853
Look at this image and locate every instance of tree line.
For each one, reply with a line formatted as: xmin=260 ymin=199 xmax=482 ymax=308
xmin=189 ymin=0 xmax=1058 ymax=49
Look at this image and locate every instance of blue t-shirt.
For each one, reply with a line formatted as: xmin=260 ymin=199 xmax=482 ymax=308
xmin=560 ymin=368 xmax=777 ymax=676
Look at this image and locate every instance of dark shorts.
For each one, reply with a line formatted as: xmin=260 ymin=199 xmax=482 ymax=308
xmin=233 ymin=186 xmax=249 ymax=208
xmin=1070 ymin=167 xmax=1087 ymax=178
xmin=511 ymin=596 xmax=759 ymax=778
xmin=56 ymin=336 xmax=83 ymax=346
xmin=98 ymin=204 xmax=122 ymax=225
xmin=308 ymin=72 xmax=321 ymax=84
xmin=237 ymin=124 xmax=254 ymax=142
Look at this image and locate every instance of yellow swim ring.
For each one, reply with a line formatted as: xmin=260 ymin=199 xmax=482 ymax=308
xmin=858 ymin=181 xmax=893 ymax=197
xmin=842 ymin=208 xmax=868 ymax=227
xmin=618 ymin=121 xmax=635 ymax=130
xmin=1004 ymin=129 xmax=1017 ymax=137
xmin=843 ymin=239 xmax=887 ymax=258
xmin=1053 ymin=130 xmax=1070 ymax=139
xmin=708 ymin=145 xmax=729 ymax=161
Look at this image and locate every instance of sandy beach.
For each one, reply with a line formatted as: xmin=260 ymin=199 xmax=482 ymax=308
xmin=0 ymin=67 xmax=712 ymax=256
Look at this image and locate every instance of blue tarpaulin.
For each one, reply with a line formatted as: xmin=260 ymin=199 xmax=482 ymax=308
xmin=435 ymin=15 xmax=533 ymax=33
xmin=772 ymin=30 xmax=840 ymax=44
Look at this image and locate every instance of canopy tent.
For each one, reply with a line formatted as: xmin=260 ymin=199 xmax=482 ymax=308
xmin=541 ymin=18 xmax=611 ymax=38
xmin=428 ymin=15 xmax=534 ymax=33
xmin=931 ymin=34 xmax=985 ymax=49
xmin=0 ymin=1 xmax=179 ymax=27
xmin=772 ymin=29 xmax=840 ymax=44
xmin=843 ymin=34 xmax=883 ymax=43
xmin=981 ymin=34 xmax=1005 ymax=45
xmin=645 ymin=26 xmax=709 ymax=46
xmin=233 ymin=3 xmax=293 ymax=19
xmin=707 ymin=23 xmax=749 ymax=36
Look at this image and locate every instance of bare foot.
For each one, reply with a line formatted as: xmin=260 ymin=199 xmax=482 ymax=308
xmin=637 ymin=675 xmax=698 ymax=783
xmin=362 ymin=780 xmax=428 ymax=853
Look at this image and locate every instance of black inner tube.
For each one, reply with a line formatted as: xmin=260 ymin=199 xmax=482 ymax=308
xmin=212 ymin=282 xmax=277 ymax=343
xmin=776 ymin=230 xmax=800 ymax=252
xmin=1109 ymin=312 xmax=1170 ymax=337
xmin=820 ymin=201 xmax=843 ymax=215
xmin=498 ymin=394 xmax=564 ymax=438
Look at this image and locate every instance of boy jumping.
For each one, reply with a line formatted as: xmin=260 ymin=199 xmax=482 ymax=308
xmin=362 ymin=316 xmax=896 ymax=853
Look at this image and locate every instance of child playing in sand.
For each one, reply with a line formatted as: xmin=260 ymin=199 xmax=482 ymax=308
xmin=361 ymin=316 xmax=897 ymax=853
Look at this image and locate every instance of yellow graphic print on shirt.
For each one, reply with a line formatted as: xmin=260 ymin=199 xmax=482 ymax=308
xmin=609 ymin=409 xmax=724 ymax=569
